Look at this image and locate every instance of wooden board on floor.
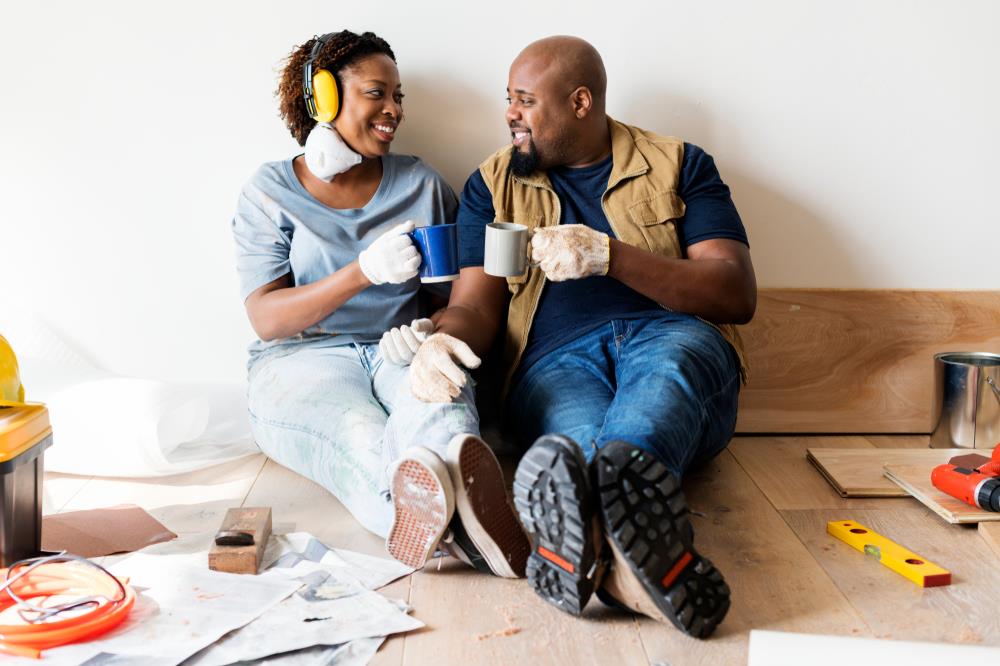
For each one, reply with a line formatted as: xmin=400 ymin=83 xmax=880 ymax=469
xmin=782 ymin=507 xmax=1000 ymax=644
xmin=979 ymin=523 xmax=1000 ymax=559
xmin=635 ymin=450 xmax=870 ymax=666
xmin=883 ymin=464 xmax=1000 ymax=524
xmin=736 ymin=289 xmax=1000 ymax=434
xmin=807 ymin=448 xmax=967 ymax=497
xmin=729 ymin=436 xmax=908 ymax=510
xmin=403 ymin=560 xmax=648 ymax=666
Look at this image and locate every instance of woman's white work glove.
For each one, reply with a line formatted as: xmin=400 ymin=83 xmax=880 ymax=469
xmin=379 ymin=318 xmax=435 ymax=365
xmin=531 ymin=224 xmax=610 ymax=282
xmin=358 ymin=220 xmax=421 ymax=285
xmin=410 ymin=333 xmax=481 ymax=403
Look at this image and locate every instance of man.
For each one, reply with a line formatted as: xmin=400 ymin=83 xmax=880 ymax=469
xmin=407 ymin=35 xmax=755 ymax=639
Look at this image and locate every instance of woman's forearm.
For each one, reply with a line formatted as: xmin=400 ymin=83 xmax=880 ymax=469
xmin=246 ymin=262 xmax=371 ymax=341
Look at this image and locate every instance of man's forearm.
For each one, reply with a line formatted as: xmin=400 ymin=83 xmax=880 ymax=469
xmin=607 ymin=239 xmax=756 ymax=324
xmin=434 ymin=304 xmax=502 ymax=358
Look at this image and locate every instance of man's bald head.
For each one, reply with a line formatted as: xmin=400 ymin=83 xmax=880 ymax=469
xmin=513 ymin=36 xmax=607 ymax=111
xmin=506 ymin=36 xmax=611 ymax=173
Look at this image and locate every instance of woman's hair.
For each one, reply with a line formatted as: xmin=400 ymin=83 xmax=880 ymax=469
xmin=276 ymin=30 xmax=396 ymax=146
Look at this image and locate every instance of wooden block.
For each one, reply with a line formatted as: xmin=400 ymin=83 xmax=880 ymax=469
xmin=736 ymin=289 xmax=1000 ymax=434
xmin=979 ymin=522 xmax=1000 ymax=559
xmin=208 ymin=507 xmax=272 ymax=574
xmin=807 ymin=448 xmax=968 ymax=497
xmin=883 ymin=465 xmax=1000 ymax=524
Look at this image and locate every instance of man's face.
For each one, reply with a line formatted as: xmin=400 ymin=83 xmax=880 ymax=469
xmin=505 ymin=56 xmax=575 ymax=176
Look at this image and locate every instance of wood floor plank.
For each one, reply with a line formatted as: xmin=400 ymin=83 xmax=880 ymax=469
xmin=402 ymin=559 xmax=647 ymax=666
xmin=635 ymin=450 xmax=870 ymax=665
xmin=978 ymin=523 xmax=1000 ymax=560
xmin=883 ymin=464 xmax=1000 ymax=524
xmin=808 ymin=448 xmax=967 ymax=497
xmin=782 ymin=507 xmax=1000 ymax=644
xmin=729 ymin=436 xmax=914 ymax=510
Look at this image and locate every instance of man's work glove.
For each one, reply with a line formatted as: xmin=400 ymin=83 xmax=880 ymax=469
xmin=358 ymin=220 xmax=421 ymax=285
xmin=379 ymin=318 xmax=435 ymax=365
xmin=410 ymin=333 xmax=481 ymax=403
xmin=530 ymin=224 xmax=610 ymax=282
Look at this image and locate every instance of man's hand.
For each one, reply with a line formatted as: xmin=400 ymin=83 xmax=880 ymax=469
xmin=410 ymin=333 xmax=482 ymax=402
xmin=358 ymin=220 xmax=421 ymax=285
xmin=379 ymin=318 xmax=435 ymax=365
xmin=531 ymin=224 xmax=610 ymax=281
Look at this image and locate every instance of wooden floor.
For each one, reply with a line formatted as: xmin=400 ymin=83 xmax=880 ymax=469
xmin=42 ymin=435 xmax=1000 ymax=664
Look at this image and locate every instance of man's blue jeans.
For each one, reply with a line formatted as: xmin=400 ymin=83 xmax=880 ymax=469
xmin=507 ymin=313 xmax=740 ymax=478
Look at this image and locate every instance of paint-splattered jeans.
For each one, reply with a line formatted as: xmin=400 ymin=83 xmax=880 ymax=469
xmin=507 ymin=312 xmax=740 ymax=479
xmin=247 ymin=342 xmax=480 ymax=538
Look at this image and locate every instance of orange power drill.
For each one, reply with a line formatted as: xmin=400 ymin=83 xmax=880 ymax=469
xmin=931 ymin=444 xmax=1000 ymax=511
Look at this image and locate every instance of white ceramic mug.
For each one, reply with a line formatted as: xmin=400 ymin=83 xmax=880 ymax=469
xmin=484 ymin=222 xmax=530 ymax=277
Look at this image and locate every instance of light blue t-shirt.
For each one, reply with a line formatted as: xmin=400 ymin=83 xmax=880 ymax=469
xmin=232 ymin=153 xmax=457 ymax=360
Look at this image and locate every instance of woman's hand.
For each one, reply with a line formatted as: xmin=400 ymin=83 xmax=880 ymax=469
xmin=358 ymin=220 xmax=422 ymax=285
xmin=379 ymin=318 xmax=435 ymax=365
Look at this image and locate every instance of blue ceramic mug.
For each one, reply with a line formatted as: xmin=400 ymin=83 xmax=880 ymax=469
xmin=409 ymin=223 xmax=459 ymax=283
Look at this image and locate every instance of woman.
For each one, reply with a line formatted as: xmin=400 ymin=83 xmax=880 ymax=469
xmin=231 ymin=31 xmax=527 ymax=576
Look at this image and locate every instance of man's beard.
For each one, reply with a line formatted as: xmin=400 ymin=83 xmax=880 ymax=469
xmin=509 ymin=139 xmax=540 ymax=177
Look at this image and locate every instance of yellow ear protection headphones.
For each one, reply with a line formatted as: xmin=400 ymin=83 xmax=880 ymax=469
xmin=302 ymin=33 xmax=344 ymax=123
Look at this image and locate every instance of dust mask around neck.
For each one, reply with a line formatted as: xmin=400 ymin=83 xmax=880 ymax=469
xmin=304 ymin=122 xmax=362 ymax=182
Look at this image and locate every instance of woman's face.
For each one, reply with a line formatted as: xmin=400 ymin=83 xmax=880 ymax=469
xmin=332 ymin=54 xmax=403 ymax=158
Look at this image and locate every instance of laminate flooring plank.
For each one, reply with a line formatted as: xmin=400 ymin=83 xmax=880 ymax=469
xmin=979 ymin=523 xmax=1000 ymax=561
xmin=402 ymin=559 xmax=647 ymax=666
xmin=782 ymin=507 xmax=1000 ymax=644
xmin=242 ymin=458 xmax=407 ymax=666
xmin=730 ymin=436 xmax=911 ymax=510
xmin=808 ymin=448 xmax=966 ymax=497
xmin=636 ymin=450 xmax=870 ymax=666
xmin=883 ymin=464 xmax=1000 ymax=524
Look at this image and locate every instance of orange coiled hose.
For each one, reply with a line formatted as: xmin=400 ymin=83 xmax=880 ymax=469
xmin=0 ymin=561 xmax=135 ymax=659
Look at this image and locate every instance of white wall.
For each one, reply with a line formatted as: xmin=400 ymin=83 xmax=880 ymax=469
xmin=2 ymin=0 xmax=997 ymax=384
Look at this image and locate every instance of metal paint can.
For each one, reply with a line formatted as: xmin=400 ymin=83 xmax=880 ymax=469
xmin=930 ymin=352 xmax=1000 ymax=449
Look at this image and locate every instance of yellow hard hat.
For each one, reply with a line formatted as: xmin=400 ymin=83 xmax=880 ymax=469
xmin=0 ymin=334 xmax=25 ymax=403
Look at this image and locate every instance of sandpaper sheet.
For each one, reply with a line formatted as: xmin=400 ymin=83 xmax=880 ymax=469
xmin=42 ymin=503 xmax=177 ymax=557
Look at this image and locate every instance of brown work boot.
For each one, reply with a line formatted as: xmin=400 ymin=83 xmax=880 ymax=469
xmin=593 ymin=440 xmax=730 ymax=639
xmin=445 ymin=434 xmax=530 ymax=578
xmin=513 ymin=434 xmax=608 ymax=615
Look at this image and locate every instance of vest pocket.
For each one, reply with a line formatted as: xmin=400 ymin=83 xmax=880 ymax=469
xmin=626 ymin=191 xmax=685 ymax=257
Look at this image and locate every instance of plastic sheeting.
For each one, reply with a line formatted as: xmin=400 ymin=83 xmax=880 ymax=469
xmin=0 ymin=311 xmax=258 ymax=476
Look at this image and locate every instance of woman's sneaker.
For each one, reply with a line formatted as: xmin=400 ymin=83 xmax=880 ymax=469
xmin=594 ymin=440 xmax=730 ymax=639
xmin=386 ymin=446 xmax=455 ymax=569
xmin=513 ymin=434 xmax=605 ymax=615
xmin=445 ymin=434 xmax=530 ymax=578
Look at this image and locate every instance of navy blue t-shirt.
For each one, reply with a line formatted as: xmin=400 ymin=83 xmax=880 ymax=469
xmin=456 ymin=142 xmax=747 ymax=379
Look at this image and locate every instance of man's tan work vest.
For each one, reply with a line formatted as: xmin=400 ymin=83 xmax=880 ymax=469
xmin=478 ymin=117 xmax=748 ymax=395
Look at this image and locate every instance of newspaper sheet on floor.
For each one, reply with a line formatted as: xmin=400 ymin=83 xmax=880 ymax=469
xmin=4 ymin=534 xmax=417 ymax=665
xmin=185 ymin=532 xmax=420 ymax=665
xmin=4 ymin=552 xmax=301 ymax=666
